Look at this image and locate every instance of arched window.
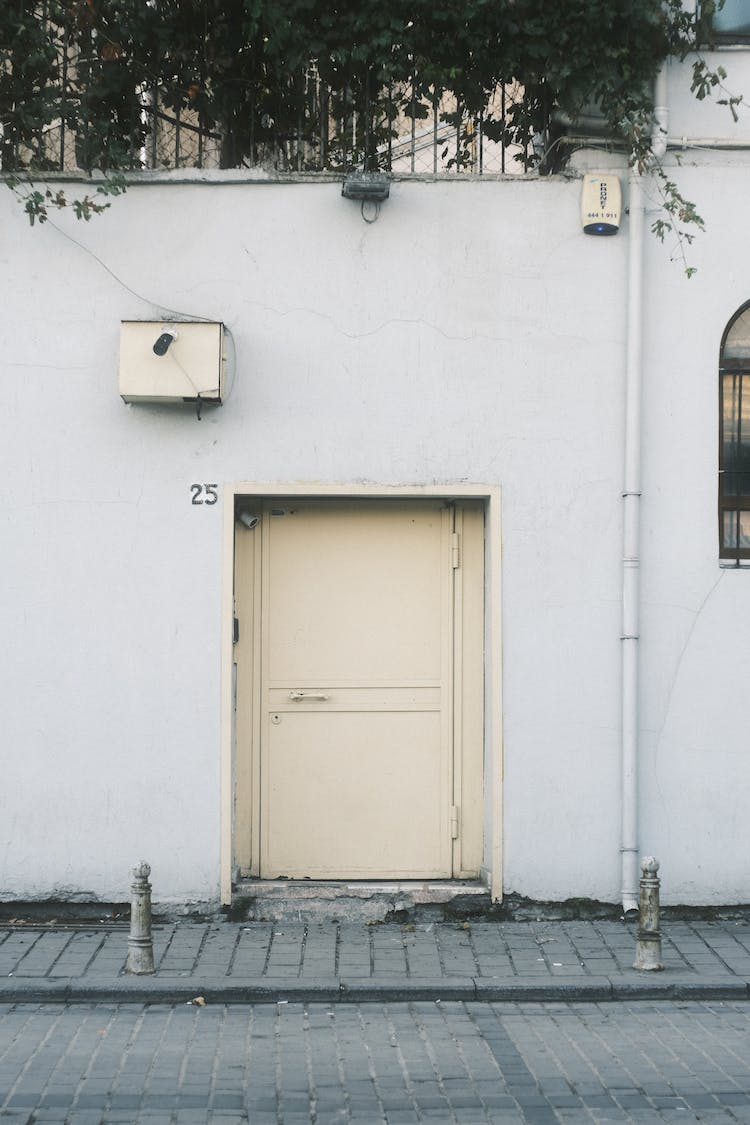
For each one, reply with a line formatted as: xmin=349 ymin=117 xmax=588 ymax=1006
xmin=720 ymin=303 xmax=750 ymax=561
xmin=711 ymin=0 xmax=750 ymax=42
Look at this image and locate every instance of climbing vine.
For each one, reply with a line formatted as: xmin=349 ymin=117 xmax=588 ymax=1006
xmin=0 ymin=0 xmax=741 ymax=255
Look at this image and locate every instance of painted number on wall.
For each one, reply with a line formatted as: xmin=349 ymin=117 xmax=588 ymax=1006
xmin=190 ymin=483 xmax=219 ymax=506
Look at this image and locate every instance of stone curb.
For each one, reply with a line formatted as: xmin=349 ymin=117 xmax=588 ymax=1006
xmin=472 ymin=977 xmax=615 ymax=1002
xmin=609 ymin=977 xmax=750 ymax=1001
xmin=1 ymin=975 xmax=748 ymax=1005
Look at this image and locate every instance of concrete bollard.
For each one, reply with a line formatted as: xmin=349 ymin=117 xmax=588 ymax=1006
xmin=633 ymin=856 xmax=664 ymax=971
xmin=126 ymin=861 xmax=155 ymax=975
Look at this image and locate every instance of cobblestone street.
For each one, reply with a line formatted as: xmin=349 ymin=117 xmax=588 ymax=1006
xmin=2 ymin=999 xmax=750 ymax=1123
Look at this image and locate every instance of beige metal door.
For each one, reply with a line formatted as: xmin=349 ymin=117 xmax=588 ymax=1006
xmin=233 ymin=497 xmax=485 ymax=882
xmin=261 ymin=500 xmax=454 ymax=878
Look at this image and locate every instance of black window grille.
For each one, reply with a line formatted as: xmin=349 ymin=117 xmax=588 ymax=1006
xmin=719 ymin=303 xmax=750 ymax=561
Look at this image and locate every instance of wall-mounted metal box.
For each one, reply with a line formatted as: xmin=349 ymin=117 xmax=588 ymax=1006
xmin=119 ymin=321 xmax=225 ymax=404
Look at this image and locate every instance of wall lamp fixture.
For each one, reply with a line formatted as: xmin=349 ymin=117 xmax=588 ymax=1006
xmin=341 ymin=171 xmax=391 ymax=202
xmin=342 ymin=171 xmax=390 ymax=223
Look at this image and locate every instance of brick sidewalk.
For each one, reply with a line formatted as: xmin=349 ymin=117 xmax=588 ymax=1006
xmin=1 ymin=918 xmax=750 ymax=1004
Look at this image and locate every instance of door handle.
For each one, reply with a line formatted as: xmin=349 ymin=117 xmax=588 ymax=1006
xmin=289 ymin=691 xmax=330 ymax=702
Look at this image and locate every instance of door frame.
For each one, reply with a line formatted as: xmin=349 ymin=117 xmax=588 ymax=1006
xmin=220 ymin=483 xmax=503 ymax=903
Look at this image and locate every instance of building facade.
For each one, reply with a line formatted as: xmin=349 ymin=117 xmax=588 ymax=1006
xmin=2 ymin=48 xmax=750 ymax=909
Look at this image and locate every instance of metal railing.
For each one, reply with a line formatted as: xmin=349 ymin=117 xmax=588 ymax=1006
xmin=8 ymin=66 xmax=538 ymax=178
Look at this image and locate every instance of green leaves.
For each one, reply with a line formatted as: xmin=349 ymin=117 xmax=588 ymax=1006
xmin=8 ymin=172 xmax=126 ymax=225
xmin=1 ymin=0 xmax=692 ymax=177
xmin=0 ymin=0 xmax=736 ymax=259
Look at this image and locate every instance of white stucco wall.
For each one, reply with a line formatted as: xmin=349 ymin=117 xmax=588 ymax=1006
xmin=637 ymin=153 xmax=750 ymax=904
xmin=1 ymin=119 xmax=749 ymax=904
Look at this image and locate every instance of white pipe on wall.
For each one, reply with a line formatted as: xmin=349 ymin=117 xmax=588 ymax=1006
xmin=620 ymin=66 xmax=668 ymax=914
xmin=653 ymin=70 xmax=669 ymax=161
xmin=620 ymin=164 xmax=643 ymax=916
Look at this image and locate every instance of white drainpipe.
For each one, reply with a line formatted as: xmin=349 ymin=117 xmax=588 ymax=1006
xmin=620 ymin=166 xmax=643 ymax=916
xmin=620 ymin=68 xmax=668 ymax=915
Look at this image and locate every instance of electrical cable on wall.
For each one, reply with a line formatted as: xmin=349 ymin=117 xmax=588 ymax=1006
xmin=47 ymin=215 xmax=238 ymax=411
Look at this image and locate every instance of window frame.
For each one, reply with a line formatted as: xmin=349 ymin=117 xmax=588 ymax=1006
xmin=719 ymin=301 xmax=750 ymax=562
xmin=707 ymin=0 xmax=750 ymax=43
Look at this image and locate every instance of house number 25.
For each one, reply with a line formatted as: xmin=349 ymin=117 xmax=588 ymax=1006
xmin=190 ymin=483 xmax=218 ymax=506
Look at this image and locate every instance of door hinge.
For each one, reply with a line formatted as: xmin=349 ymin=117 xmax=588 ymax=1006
xmin=450 ymin=805 xmax=459 ymax=839
xmin=451 ymin=532 xmax=460 ymax=569
xmin=233 ymin=617 xmax=240 ymax=644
